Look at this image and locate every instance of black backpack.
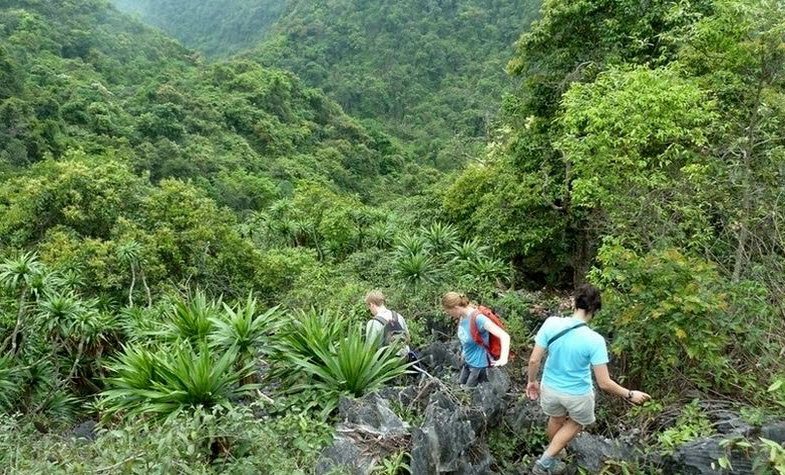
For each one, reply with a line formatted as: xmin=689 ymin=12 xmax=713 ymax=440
xmin=373 ymin=312 xmax=410 ymax=347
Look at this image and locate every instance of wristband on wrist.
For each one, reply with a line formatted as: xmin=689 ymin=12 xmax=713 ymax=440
xmin=626 ymin=390 xmax=634 ymax=400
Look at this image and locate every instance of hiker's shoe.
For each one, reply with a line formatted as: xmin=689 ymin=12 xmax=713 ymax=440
xmin=531 ymin=459 xmax=567 ymax=475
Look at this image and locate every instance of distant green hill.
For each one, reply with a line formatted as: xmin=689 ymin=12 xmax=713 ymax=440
xmin=111 ymin=0 xmax=287 ymax=57
xmin=108 ymin=0 xmax=540 ymax=169
xmin=1 ymin=0 xmax=414 ymax=204
xmin=252 ymin=0 xmax=540 ymax=168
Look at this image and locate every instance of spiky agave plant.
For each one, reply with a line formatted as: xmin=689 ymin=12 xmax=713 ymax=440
xmin=0 ymin=252 xmax=43 ymax=291
xmin=367 ymin=222 xmax=396 ymax=249
xmin=394 ymin=234 xmax=429 ymax=257
xmin=276 ymin=308 xmax=346 ymax=364
xmin=101 ymin=342 xmax=256 ymax=420
xmin=467 ymin=256 xmax=509 ymax=283
xmin=266 ymin=308 xmax=349 ymax=390
xmin=449 ymin=238 xmax=489 ymax=262
xmin=0 ymin=355 xmax=18 ymax=410
xmin=0 ymin=252 xmax=44 ymax=354
xmin=292 ymin=328 xmax=409 ymax=417
xmin=394 ymin=252 xmax=439 ymax=289
xmin=37 ymin=292 xmax=83 ymax=337
xmin=210 ymin=294 xmax=281 ymax=368
xmin=420 ymin=222 xmax=459 ymax=253
xmin=159 ymin=291 xmax=219 ymax=345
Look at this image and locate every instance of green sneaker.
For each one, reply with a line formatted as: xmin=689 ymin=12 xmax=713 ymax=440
xmin=531 ymin=459 xmax=567 ymax=475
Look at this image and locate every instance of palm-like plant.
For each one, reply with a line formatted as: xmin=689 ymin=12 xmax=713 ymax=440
xmin=467 ymin=257 xmax=509 ymax=282
xmin=449 ymin=238 xmax=489 ymax=262
xmin=0 ymin=355 xmax=18 ymax=410
xmin=0 ymin=252 xmax=44 ymax=354
xmin=278 ymin=308 xmax=347 ymax=363
xmin=394 ymin=234 xmax=428 ymax=257
xmin=120 ymin=303 xmax=172 ymax=343
xmin=292 ymin=329 xmax=409 ymax=417
xmin=37 ymin=292 xmax=83 ymax=337
xmin=394 ymin=252 xmax=438 ymax=288
xmin=27 ymin=270 xmax=57 ymax=301
xmin=102 ymin=342 xmax=256 ymax=420
xmin=421 ymin=222 xmax=459 ymax=252
xmin=117 ymin=239 xmax=152 ymax=307
xmin=159 ymin=291 xmax=219 ymax=345
xmin=210 ymin=295 xmax=281 ymax=368
xmin=51 ymin=268 xmax=85 ymax=290
xmin=0 ymin=252 xmax=43 ymax=290
xmin=268 ymin=308 xmax=347 ymax=385
xmin=368 ymin=222 xmax=396 ymax=249
xmin=37 ymin=292 xmax=90 ymax=382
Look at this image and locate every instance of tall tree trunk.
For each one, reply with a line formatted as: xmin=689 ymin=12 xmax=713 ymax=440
xmin=128 ymin=262 xmax=136 ymax=307
xmin=732 ymin=78 xmax=764 ymax=283
xmin=9 ymin=286 xmax=28 ymax=355
xmin=140 ymin=266 xmax=152 ymax=308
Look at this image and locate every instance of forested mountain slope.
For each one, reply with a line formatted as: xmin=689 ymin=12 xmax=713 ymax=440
xmin=0 ymin=0 xmax=433 ymax=303
xmin=254 ymin=0 xmax=541 ymax=168
xmin=111 ymin=0 xmax=286 ymax=57
xmin=110 ymin=0 xmax=541 ymax=169
xmin=1 ymin=0 xmax=415 ymax=199
xmin=3 ymin=0 xmax=785 ymax=473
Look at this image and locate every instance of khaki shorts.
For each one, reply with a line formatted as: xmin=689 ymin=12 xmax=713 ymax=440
xmin=540 ymin=384 xmax=596 ymax=426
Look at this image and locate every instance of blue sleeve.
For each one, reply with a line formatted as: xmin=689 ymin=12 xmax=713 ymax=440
xmin=476 ymin=314 xmax=489 ymax=330
xmin=534 ymin=317 xmax=553 ymax=348
xmin=590 ymin=337 xmax=609 ymax=366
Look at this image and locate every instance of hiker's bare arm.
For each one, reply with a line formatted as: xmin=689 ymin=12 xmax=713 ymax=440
xmin=527 ymin=345 xmax=545 ymax=383
xmin=483 ymin=319 xmax=510 ymax=366
xmin=593 ymin=364 xmax=651 ymax=404
xmin=526 ymin=345 xmax=546 ymax=399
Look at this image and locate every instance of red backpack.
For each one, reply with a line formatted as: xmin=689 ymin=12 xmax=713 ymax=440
xmin=469 ymin=306 xmax=505 ymax=361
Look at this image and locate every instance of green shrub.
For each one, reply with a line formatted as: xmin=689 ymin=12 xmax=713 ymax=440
xmin=590 ymin=242 xmax=769 ymax=397
xmin=292 ymin=328 xmax=409 ymax=417
xmin=209 ymin=294 xmax=281 ymax=368
xmin=101 ymin=343 xmax=256 ymax=420
xmin=1 ymin=405 xmax=332 ymax=474
xmin=657 ymin=400 xmax=714 ymax=454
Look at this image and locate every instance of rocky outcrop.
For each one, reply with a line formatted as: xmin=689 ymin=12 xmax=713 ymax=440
xmin=315 ymin=393 xmax=411 ymax=475
xmin=410 ymin=368 xmax=509 ymax=474
xmin=567 ymin=432 xmax=635 ymax=473
xmin=418 ymin=341 xmax=461 ymax=377
xmin=663 ymin=417 xmax=785 ymax=475
xmin=316 ymin=366 xmax=510 ymax=475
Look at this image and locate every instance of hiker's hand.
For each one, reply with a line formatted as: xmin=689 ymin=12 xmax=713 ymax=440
xmin=526 ymin=381 xmax=540 ymax=400
xmin=629 ymin=390 xmax=651 ymax=405
xmin=493 ymin=356 xmax=508 ymax=367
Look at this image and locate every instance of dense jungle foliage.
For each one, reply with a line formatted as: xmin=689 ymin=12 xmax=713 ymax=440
xmin=111 ymin=0 xmax=287 ymax=57
xmin=112 ymin=0 xmax=542 ymax=170
xmin=2 ymin=0 xmax=785 ymax=473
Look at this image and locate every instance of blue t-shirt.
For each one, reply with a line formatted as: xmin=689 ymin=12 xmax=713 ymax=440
xmin=458 ymin=312 xmax=490 ymax=368
xmin=534 ymin=316 xmax=609 ymax=395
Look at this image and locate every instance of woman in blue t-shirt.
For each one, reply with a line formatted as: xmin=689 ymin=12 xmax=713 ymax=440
xmin=442 ymin=292 xmax=510 ymax=387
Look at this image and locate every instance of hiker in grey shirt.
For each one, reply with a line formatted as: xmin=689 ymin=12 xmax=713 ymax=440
xmin=364 ymin=290 xmax=411 ymax=357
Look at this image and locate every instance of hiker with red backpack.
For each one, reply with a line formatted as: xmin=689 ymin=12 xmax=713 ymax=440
xmin=441 ymin=292 xmax=510 ymax=387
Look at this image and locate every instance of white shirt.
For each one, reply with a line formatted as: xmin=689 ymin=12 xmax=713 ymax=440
xmin=366 ymin=307 xmax=411 ymax=355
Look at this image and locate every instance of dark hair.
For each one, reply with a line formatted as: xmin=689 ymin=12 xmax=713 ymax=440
xmin=574 ymin=284 xmax=602 ymax=314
